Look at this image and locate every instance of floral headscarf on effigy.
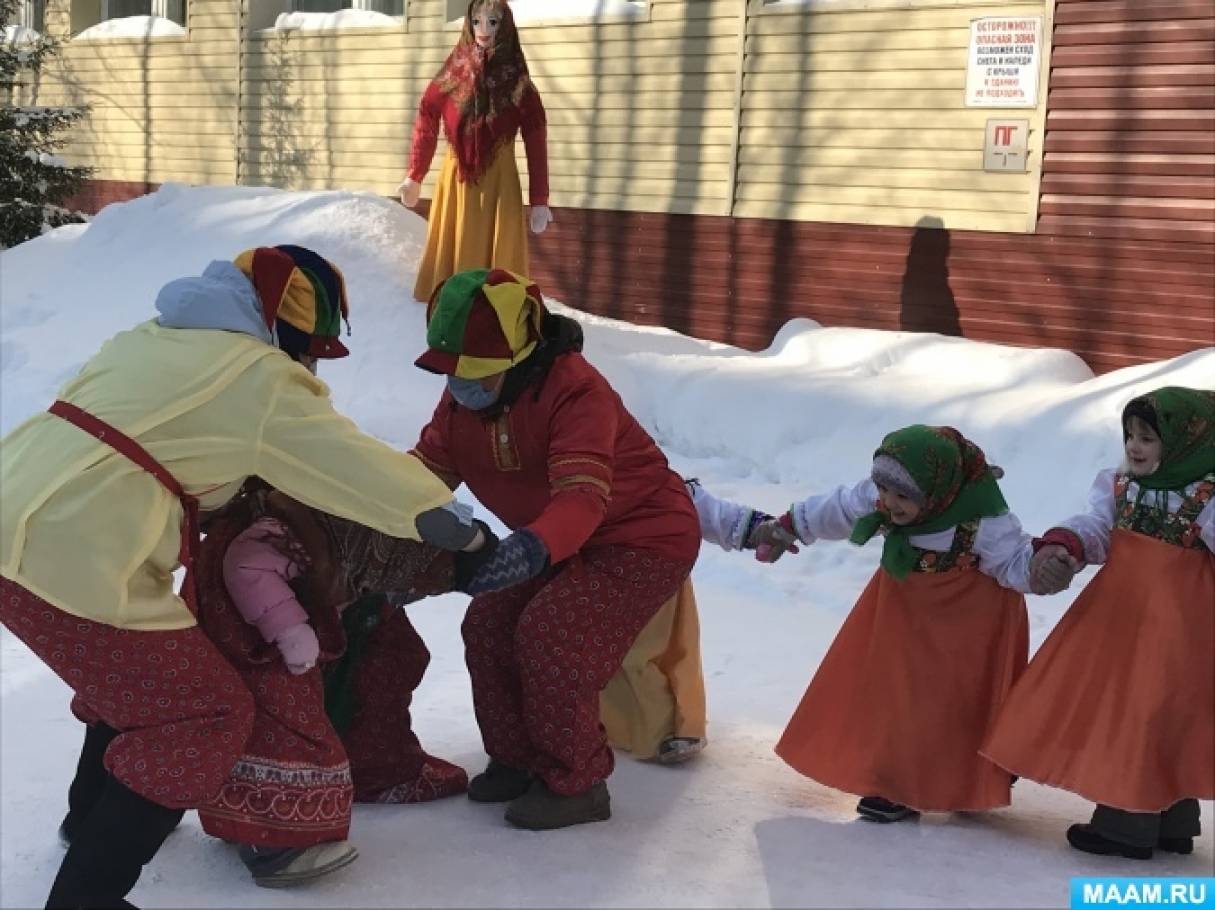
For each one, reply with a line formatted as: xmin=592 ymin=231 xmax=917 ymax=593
xmin=434 ymin=0 xmax=535 ymax=185
xmin=1121 ymin=386 xmax=1215 ymax=491
xmin=850 ymin=425 xmax=1009 ymax=580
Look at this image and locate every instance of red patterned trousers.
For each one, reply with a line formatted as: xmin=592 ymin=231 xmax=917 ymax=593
xmin=0 ymin=576 xmax=254 ymax=810
xmin=462 ymin=546 xmax=692 ymax=796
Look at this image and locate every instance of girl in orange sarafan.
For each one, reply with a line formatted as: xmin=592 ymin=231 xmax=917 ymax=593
xmin=761 ymin=426 xmax=1042 ymax=824
xmin=399 ymin=0 xmax=551 ymax=303
xmin=982 ymin=387 xmax=1215 ymax=861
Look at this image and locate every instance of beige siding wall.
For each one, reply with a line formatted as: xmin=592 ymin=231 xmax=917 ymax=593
xmin=40 ymin=0 xmax=237 ymax=186
xmin=238 ymin=10 xmax=422 ymax=194
xmin=738 ymin=0 xmax=1051 ymax=231
xmin=44 ymin=0 xmax=1053 ymax=232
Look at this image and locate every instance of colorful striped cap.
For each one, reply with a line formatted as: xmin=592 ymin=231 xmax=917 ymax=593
xmin=234 ymin=245 xmax=351 ymax=359
xmin=415 ymin=268 xmax=546 ymax=379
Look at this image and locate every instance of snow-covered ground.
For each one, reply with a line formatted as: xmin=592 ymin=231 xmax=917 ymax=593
xmin=1 ymin=185 xmax=1211 ymax=909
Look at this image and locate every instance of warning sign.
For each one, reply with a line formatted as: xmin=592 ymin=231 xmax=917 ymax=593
xmin=965 ymin=16 xmax=1042 ymax=108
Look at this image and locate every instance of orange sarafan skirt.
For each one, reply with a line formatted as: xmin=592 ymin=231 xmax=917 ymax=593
xmin=412 ymin=144 xmax=529 ymax=303
xmin=776 ymin=566 xmax=1029 ymax=812
xmin=983 ymin=529 xmax=1215 ymax=812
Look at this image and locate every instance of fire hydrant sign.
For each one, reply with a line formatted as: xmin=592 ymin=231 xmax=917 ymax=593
xmin=965 ymin=16 xmax=1042 ymax=108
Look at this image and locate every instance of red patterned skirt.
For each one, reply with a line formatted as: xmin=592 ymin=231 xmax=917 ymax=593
xmin=195 ymin=515 xmax=465 ymax=849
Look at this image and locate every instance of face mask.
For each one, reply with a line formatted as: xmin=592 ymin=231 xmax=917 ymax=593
xmin=448 ymin=375 xmax=500 ymax=411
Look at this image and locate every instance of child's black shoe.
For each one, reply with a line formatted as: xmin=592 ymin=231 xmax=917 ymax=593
xmin=1066 ymin=823 xmax=1152 ymax=860
xmin=856 ymin=796 xmax=918 ymax=823
xmin=1157 ymin=836 xmax=1193 ymax=855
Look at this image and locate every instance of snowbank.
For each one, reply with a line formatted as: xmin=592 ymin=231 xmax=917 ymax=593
xmin=1 ymin=185 xmax=1211 ymax=909
xmin=73 ymin=15 xmax=186 ymax=39
xmin=507 ymin=0 xmax=647 ymax=23
xmin=270 ymin=10 xmax=401 ymax=31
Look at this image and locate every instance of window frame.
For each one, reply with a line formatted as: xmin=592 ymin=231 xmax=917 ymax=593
xmin=754 ymin=0 xmax=1017 ymax=12
xmin=289 ymin=0 xmax=404 ymax=17
xmin=18 ymin=0 xmax=46 ymax=31
xmin=96 ymin=0 xmax=187 ymax=26
xmin=444 ymin=0 xmax=649 ymax=28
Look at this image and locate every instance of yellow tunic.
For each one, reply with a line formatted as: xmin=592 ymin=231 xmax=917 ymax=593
xmin=0 ymin=321 xmax=454 ymax=632
xmin=413 ymin=145 xmax=529 ymax=303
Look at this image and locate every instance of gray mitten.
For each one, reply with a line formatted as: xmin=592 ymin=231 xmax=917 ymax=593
xmin=749 ymin=513 xmax=801 ymax=563
xmin=459 ymin=528 xmax=549 ymax=595
xmin=1029 ymin=546 xmax=1079 ymax=595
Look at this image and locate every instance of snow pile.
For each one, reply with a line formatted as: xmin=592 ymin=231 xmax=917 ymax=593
xmin=506 ymin=0 xmax=647 ymax=24
xmin=1 ymin=185 xmax=1211 ymax=908
xmin=74 ymin=15 xmax=186 ymax=39
xmin=271 ymin=10 xmax=401 ymax=31
xmin=2 ymin=24 xmax=41 ymax=44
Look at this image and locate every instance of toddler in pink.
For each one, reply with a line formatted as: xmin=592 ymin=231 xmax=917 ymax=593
xmin=223 ymin=516 xmax=323 ymax=674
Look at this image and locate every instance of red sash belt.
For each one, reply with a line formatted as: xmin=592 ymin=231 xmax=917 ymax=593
xmin=48 ymin=400 xmax=199 ymax=614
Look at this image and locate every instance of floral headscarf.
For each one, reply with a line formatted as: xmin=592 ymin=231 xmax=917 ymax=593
xmin=433 ymin=0 xmax=534 ymax=184
xmin=850 ymin=425 xmax=1009 ymax=580
xmin=1121 ymin=386 xmax=1215 ymax=491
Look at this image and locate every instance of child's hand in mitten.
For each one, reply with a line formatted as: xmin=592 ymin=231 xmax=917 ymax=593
xmin=750 ymin=513 xmax=801 ymax=563
xmin=1029 ymin=545 xmax=1081 ymax=595
xmin=275 ymin=623 xmax=320 ymax=674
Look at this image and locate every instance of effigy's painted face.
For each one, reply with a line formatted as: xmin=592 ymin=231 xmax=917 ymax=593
xmin=471 ymin=3 xmax=502 ymax=48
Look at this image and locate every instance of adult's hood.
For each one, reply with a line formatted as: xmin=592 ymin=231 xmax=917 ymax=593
xmin=154 ymin=260 xmax=275 ymax=345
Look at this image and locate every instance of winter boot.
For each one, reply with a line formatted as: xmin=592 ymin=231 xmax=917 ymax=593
xmin=1157 ymin=836 xmax=1194 ymax=855
xmin=1066 ymin=824 xmax=1153 ymax=860
xmin=655 ymin=736 xmax=705 ymax=766
xmin=57 ymin=722 xmax=121 ymax=848
xmin=856 ymin=796 xmax=919 ymax=824
xmin=238 ymin=841 xmax=359 ymax=888
xmin=45 ymin=773 xmax=185 ymax=909
xmin=468 ymin=759 xmax=532 ymax=803
xmin=504 ymin=779 xmax=611 ymax=830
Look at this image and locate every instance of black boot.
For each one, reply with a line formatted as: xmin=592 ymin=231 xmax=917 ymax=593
xmin=857 ymin=796 xmax=919 ymax=824
xmin=1156 ymin=836 xmax=1194 ymax=855
xmin=58 ymin=723 xmax=120 ymax=848
xmin=1066 ymin=823 xmax=1153 ymax=860
xmin=468 ymin=759 xmax=533 ymax=803
xmin=45 ymin=773 xmax=185 ymax=909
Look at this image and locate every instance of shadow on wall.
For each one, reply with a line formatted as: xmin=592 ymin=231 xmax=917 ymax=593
xmin=898 ymin=215 xmax=961 ymax=338
xmin=244 ymin=30 xmax=316 ymax=188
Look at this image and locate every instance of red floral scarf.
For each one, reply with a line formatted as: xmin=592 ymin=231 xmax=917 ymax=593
xmin=434 ymin=1 xmax=534 ymax=184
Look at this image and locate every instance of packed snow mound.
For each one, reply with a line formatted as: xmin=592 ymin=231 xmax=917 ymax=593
xmin=2 ymin=183 xmax=1213 ymax=910
xmin=271 ymin=10 xmax=400 ymax=30
xmin=501 ymin=0 xmax=647 ymax=24
xmin=74 ymin=15 xmax=186 ymax=39
xmin=0 ymin=184 xmax=436 ymax=439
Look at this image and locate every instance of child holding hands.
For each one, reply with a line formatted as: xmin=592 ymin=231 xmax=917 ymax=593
xmin=707 ymin=426 xmax=1045 ymax=823
xmin=983 ymin=387 xmax=1214 ymax=860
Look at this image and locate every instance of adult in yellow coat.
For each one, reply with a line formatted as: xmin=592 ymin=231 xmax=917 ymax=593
xmin=0 ymin=245 xmax=489 ymax=907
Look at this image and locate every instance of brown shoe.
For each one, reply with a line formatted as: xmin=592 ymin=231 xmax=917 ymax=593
xmin=505 ymin=780 xmax=611 ymax=830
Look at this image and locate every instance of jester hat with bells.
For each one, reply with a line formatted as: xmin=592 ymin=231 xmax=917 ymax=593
xmin=415 ymin=268 xmax=546 ymax=379
xmin=234 ymin=244 xmax=351 ymax=360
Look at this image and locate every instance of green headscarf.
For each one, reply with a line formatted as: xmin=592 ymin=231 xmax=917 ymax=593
xmin=850 ymin=425 xmax=1009 ymax=580
xmin=1121 ymin=386 xmax=1215 ymax=491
